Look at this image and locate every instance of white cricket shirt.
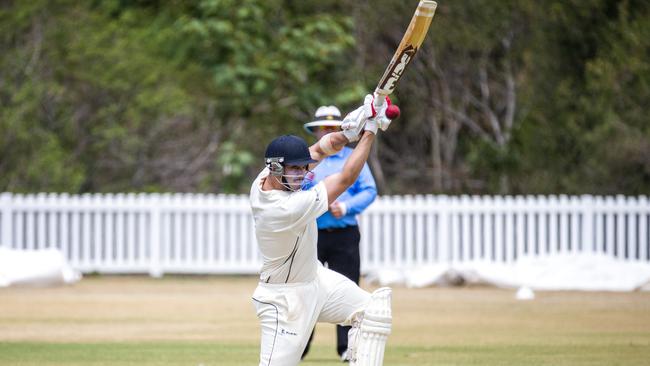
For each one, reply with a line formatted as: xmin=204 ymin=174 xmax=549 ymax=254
xmin=249 ymin=168 xmax=329 ymax=284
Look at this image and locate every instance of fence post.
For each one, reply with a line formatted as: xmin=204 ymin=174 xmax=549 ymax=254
xmin=515 ymin=196 xmax=526 ymax=260
xmin=149 ymin=194 xmax=163 ymax=278
xmin=494 ymin=196 xmax=504 ymax=262
xmin=628 ymin=196 xmax=638 ymax=261
xmin=582 ymin=195 xmax=594 ymax=253
xmin=616 ymin=195 xmax=626 ymax=259
xmin=472 ymin=195 xmax=482 ymax=260
xmin=559 ymin=195 xmax=569 ymax=254
xmin=1 ymin=193 xmax=12 ymax=247
xmin=639 ymin=196 xmax=648 ymax=262
xmin=504 ymin=196 xmax=516 ymax=262
xmin=413 ymin=195 xmax=425 ymax=265
xmin=437 ymin=196 xmax=450 ymax=265
xmin=484 ymin=195 xmax=494 ymax=261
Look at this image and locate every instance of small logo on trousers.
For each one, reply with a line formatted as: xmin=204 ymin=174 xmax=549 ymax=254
xmin=280 ymin=328 xmax=297 ymax=336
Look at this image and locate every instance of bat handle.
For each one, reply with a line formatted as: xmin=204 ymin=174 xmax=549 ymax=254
xmin=373 ymin=91 xmax=388 ymax=113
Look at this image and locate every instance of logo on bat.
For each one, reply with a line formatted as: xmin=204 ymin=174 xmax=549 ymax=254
xmin=380 ymin=45 xmax=417 ymax=93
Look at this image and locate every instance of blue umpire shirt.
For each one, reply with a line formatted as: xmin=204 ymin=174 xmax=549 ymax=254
xmin=303 ymin=146 xmax=377 ymax=229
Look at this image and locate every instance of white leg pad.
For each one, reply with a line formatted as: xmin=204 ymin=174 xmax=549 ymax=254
xmin=348 ymin=287 xmax=392 ymax=366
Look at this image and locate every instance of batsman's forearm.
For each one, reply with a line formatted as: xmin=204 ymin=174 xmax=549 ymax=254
xmin=329 ymin=131 xmax=349 ymax=150
xmin=340 ymin=132 xmax=375 ymax=186
xmin=310 ymin=131 xmax=349 ymax=161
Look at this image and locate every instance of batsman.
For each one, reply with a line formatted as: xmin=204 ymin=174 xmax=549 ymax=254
xmin=249 ymin=93 xmax=395 ymax=366
xmin=249 ymin=2 xmax=436 ymax=364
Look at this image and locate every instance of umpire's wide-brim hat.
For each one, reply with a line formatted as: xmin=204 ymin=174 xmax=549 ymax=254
xmin=304 ymin=105 xmax=343 ymax=134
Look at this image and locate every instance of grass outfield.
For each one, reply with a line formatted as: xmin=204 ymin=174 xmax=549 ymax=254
xmin=1 ymin=276 xmax=649 ymax=365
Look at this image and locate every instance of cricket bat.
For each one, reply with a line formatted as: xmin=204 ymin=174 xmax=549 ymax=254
xmin=374 ymin=0 xmax=437 ymax=107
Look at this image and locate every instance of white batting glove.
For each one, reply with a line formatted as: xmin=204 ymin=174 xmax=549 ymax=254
xmin=371 ymin=94 xmax=397 ymax=132
xmin=341 ymin=112 xmax=363 ymax=142
xmin=341 ymin=94 xmax=374 ymax=142
xmin=364 ymin=117 xmax=379 ymax=135
xmin=377 ymin=115 xmax=393 ymax=131
xmin=371 ymin=93 xmax=390 ymax=118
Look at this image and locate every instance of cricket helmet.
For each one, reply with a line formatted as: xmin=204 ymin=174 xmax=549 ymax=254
xmin=265 ymin=135 xmax=316 ymax=172
xmin=264 ymin=135 xmax=316 ymax=191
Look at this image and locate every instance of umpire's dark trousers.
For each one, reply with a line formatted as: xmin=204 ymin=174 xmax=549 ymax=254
xmin=302 ymin=225 xmax=361 ymax=358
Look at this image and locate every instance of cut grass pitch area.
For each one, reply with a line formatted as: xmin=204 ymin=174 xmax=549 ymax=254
xmin=1 ymin=342 xmax=649 ymax=366
xmin=1 ymin=276 xmax=649 ymax=365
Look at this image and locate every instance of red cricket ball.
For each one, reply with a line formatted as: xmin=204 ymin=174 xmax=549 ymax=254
xmin=386 ymin=104 xmax=400 ymax=119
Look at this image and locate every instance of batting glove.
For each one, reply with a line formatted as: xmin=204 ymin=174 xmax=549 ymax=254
xmin=371 ymin=94 xmax=396 ymax=131
xmin=376 ymin=115 xmax=393 ymax=131
xmin=341 ymin=94 xmax=375 ymax=141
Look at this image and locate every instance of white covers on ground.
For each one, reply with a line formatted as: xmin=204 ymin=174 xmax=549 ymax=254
xmin=365 ymin=253 xmax=650 ymax=291
xmin=0 ymin=247 xmax=81 ymax=287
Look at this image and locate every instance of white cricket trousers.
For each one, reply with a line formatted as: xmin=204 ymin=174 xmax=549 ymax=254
xmin=252 ymin=265 xmax=371 ymax=366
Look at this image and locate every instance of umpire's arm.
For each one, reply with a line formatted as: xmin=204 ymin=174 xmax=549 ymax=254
xmin=343 ymin=165 xmax=377 ymax=215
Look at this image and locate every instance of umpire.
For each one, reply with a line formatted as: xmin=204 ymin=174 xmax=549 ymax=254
xmin=301 ymin=105 xmax=377 ymax=361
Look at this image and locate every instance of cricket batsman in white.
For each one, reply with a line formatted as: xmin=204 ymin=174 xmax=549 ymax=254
xmin=250 ymin=94 xmax=395 ymax=366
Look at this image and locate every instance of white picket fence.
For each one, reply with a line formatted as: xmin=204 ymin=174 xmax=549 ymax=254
xmin=0 ymin=193 xmax=648 ymax=276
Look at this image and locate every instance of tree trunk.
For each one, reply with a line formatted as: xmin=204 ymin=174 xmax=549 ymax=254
xmin=430 ymin=112 xmax=443 ymax=191
xmin=368 ymin=143 xmax=386 ymax=194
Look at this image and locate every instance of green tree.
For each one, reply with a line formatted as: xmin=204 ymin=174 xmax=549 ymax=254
xmin=511 ymin=0 xmax=650 ymax=194
xmin=581 ymin=1 xmax=650 ymax=193
xmin=174 ymin=0 xmax=360 ymax=191
xmin=2 ymin=0 xmax=649 ymax=195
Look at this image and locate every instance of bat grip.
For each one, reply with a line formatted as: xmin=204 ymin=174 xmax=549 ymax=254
xmin=373 ymin=91 xmax=387 ymax=114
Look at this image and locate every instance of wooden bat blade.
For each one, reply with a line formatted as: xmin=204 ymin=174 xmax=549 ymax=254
xmin=375 ymin=0 xmax=437 ymax=97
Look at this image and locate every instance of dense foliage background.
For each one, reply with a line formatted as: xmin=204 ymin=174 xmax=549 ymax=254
xmin=1 ymin=0 xmax=648 ymax=194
